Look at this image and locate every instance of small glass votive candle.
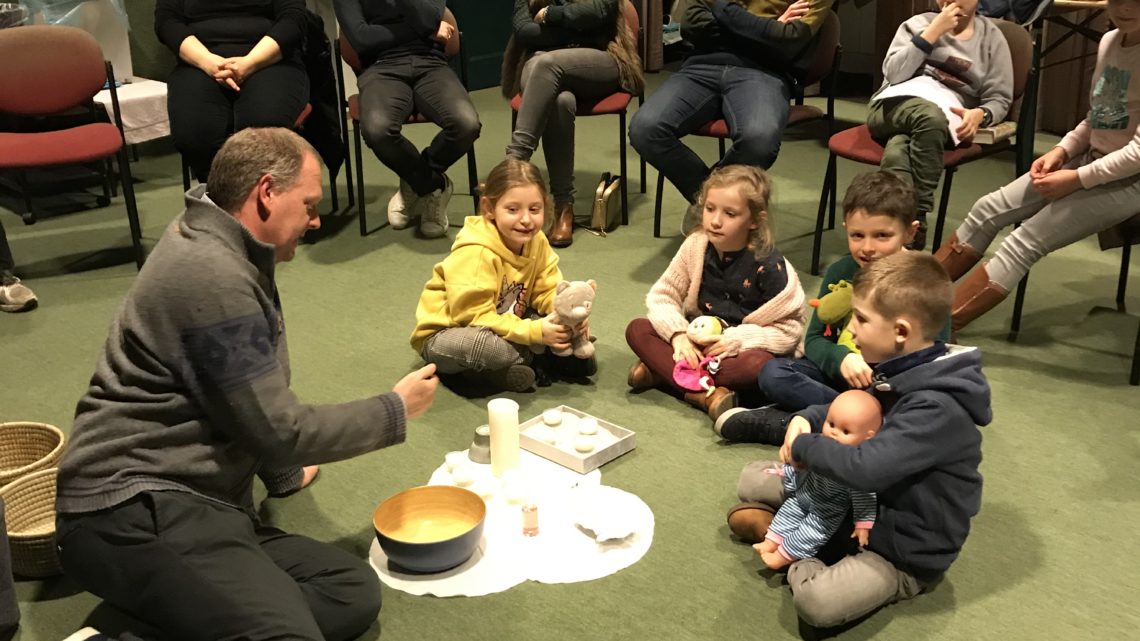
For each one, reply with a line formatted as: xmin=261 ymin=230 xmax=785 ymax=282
xmin=522 ymin=503 xmax=539 ymax=537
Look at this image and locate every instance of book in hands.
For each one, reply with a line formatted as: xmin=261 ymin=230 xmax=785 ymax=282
xmin=973 ymin=120 xmax=1018 ymax=145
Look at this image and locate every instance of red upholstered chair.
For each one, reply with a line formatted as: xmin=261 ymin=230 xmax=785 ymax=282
xmin=338 ymin=8 xmax=479 ymax=236
xmin=809 ymin=18 xmax=1033 ymax=275
xmin=509 ymin=0 xmax=646 ymax=227
xmin=651 ymin=9 xmax=841 ymax=237
xmin=0 ymin=25 xmax=144 ymax=268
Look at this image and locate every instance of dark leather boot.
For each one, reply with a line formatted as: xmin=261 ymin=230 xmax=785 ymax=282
xmin=952 ymin=264 xmax=1009 ymax=332
xmin=934 ymin=232 xmax=984 ymax=282
xmin=549 ymin=202 xmax=574 ymax=248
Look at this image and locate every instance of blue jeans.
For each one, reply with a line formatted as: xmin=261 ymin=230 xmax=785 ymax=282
xmin=758 ymin=358 xmax=845 ymax=412
xmin=629 ymin=63 xmax=790 ymax=202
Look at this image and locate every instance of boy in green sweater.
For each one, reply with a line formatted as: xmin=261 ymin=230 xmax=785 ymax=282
xmin=716 ymin=172 xmax=947 ymax=443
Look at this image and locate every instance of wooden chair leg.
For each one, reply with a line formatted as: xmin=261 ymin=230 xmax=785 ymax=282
xmin=653 ymin=172 xmax=665 ymax=238
xmin=355 ymin=121 xmax=368 ymax=236
xmin=17 ymin=170 xmax=36 ymax=225
xmin=1118 ymin=243 xmax=1131 ymax=311
xmin=467 ymin=147 xmax=479 ymax=212
xmin=638 ymin=94 xmax=646 ymax=194
xmin=117 ymin=147 xmax=145 ymax=269
xmin=181 ymin=156 xmax=191 ymax=192
xmin=1131 ymin=316 xmax=1140 ymax=385
xmin=328 ymin=164 xmax=339 ymax=214
xmin=1008 ymin=272 xmax=1030 ymax=341
xmin=619 ymin=109 xmax=629 ymax=226
xmin=933 ymin=167 xmax=956 ymax=251
xmin=812 ymin=153 xmax=837 ymax=276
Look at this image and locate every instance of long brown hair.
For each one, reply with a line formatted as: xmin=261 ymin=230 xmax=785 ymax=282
xmin=698 ymin=165 xmax=774 ymax=259
xmin=479 ymin=158 xmax=554 ymax=218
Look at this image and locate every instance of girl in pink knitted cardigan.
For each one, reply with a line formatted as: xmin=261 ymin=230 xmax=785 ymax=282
xmin=625 ymin=165 xmax=806 ymax=421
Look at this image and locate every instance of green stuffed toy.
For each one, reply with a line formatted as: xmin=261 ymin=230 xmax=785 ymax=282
xmin=808 ymin=280 xmax=859 ymax=352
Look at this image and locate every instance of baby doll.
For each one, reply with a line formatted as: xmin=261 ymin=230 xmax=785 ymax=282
xmin=756 ymin=390 xmax=882 ymax=570
xmin=672 ymin=316 xmax=724 ymax=393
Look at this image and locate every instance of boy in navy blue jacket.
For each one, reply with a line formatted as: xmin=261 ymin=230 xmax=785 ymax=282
xmin=728 ymin=252 xmax=992 ymax=629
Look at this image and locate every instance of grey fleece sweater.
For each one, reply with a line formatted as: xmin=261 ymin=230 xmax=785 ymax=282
xmin=56 ymin=186 xmax=407 ymax=514
xmin=874 ymin=14 xmax=1013 ymax=122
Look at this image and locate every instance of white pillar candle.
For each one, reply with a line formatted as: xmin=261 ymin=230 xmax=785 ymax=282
xmin=488 ymin=397 xmax=520 ymax=477
xmin=578 ymin=417 xmax=599 ymax=435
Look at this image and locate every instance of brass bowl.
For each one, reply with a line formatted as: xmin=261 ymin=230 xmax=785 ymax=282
xmin=372 ymin=485 xmax=486 ymax=573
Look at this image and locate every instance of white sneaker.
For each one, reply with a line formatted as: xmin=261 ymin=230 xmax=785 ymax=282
xmin=416 ymin=174 xmax=453 ymax=239
xmin=0 ymin=273 xmax=37 ymax=313
xmin=387 ymin=180 xmax=418 ymax=229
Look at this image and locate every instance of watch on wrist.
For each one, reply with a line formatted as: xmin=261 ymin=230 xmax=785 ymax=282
xmin=979 ymin=108 xmax=994 ymax=128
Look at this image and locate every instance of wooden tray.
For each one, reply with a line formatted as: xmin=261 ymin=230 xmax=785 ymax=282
xmin=518 ymin=405 xmax=636 ymax=474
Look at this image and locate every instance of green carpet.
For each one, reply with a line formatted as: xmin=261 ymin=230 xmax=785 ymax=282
xmin=2 ymin=76 xmax=1138 ymax=641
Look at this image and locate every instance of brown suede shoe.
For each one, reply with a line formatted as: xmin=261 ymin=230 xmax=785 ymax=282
xmin=627 ymin=360 xmax=662 ymax=391
xmin=726 ymin=502 xmax=775 ymax=544
xmin=934 ymin=232 xmax=983 ymax=282
xmin=684 ymin=387 xmax=737 ymax=420
xmin=550 ymin=202 xmax=574 ymax=248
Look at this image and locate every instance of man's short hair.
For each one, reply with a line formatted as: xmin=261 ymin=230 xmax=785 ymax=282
xmin=842 ymin=171 xmax=916 ymax=226
xmin=852 ymin=252 xmax=951 ymax=341
xmin=207 ymin=128 xmax=318 ymax=214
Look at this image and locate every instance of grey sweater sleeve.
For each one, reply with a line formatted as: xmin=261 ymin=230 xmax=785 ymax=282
xmin=882 ymin=15 xmax=934 ymax=86
xmin=976 ymin=23 xmax=1014 ymax=122
xmin=184 ymin=288 xmax=407 ymax=468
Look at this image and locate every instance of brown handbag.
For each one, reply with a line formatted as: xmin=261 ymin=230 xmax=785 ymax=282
xmin=586 ymin=172 xmax=622 ymax=236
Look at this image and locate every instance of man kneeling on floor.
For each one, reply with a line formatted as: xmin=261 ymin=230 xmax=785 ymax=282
xmin=54 ymin=128 xmax=439 ymax=641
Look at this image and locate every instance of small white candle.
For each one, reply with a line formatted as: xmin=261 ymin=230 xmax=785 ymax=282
xmin=445 ymin=451 xmax=467 ymax=472
xmin=560 ymin=414 xmax=578 ymax=433
xmin=578 ymin=417 xmax=599 ymax=436
xmin=470 ymin=480 xmax=495 ymax=500
xmin=488 ymin=398 xmax=520 ymax=477
xmin=451 ymin=465 xmax=473 ymax=487
xmin=574 ymin=435 xmax=595 ymax=453
xmin=542 ymin=408 xmax=563 ymax=426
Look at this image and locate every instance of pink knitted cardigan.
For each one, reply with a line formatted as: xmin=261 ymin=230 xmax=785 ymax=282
xmin=645 ymin=232 xmax=807 ymax=357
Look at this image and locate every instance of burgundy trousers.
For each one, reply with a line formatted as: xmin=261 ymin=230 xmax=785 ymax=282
xmin=625 ymin=318 xmax=775 ymax=394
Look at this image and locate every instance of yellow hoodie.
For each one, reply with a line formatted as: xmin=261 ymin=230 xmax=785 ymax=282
xmin=411 ymin=216 xmax=563 ymax=352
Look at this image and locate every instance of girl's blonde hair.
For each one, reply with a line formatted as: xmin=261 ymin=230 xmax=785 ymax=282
xmin=698 ymin=165 xmax=774 ymax=259
xmin=479 ymin=158 xmax=553 ymax=217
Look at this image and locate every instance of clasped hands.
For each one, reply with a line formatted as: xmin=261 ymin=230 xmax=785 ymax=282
xmin=671 ymin=331 xmax=736 ymax=369
xmin=1029 ymin=147 xmax=1081 ymax=200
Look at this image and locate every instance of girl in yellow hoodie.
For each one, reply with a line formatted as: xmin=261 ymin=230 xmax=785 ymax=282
xmin=411 ymin=158 xmax=590 ymax=392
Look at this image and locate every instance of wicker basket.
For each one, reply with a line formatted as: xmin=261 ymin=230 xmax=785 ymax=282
xmin=1 ymin=467 xmax=62 ymax=577
xmin=0 ymin=422 xmax=65 ymax=487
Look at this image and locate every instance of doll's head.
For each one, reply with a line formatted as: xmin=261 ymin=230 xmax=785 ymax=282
xmin=479 ymin=158 xmax=553 ymax=254
xmin=822 ymin=390 xmax=882 ymax=447
xmin=686 ymin=315 xmax=723 ymax=342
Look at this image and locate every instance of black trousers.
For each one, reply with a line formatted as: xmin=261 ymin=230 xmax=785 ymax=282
xmin=0 ymin=220 xmax=14 ymax=274
xmin=57 ymin=491 xmax=381 ymax=641
xmin=357 ymin=55 xmax=480 ymax=196
xmin=168 ymin=61 xmax=310 ymax=181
